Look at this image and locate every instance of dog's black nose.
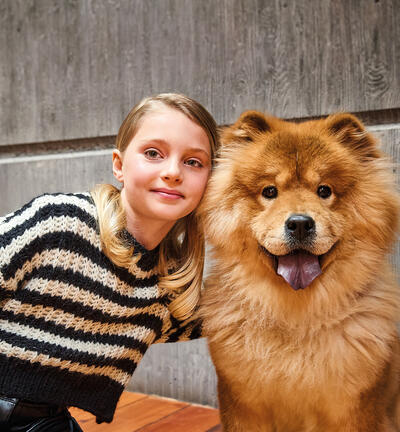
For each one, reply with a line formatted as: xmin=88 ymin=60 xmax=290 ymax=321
xmin=285 ymin=214 xmax=315 ymax=241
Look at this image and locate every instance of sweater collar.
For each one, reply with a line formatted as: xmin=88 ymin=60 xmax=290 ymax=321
xmin=121 ymin=229 xmax=160 ymax=270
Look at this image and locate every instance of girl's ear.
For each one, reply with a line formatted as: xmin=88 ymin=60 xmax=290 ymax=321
xmin=112 ymin=150 xmax=124 ymax=183
xmin=325 ymin=113 xmax=381 ymax=160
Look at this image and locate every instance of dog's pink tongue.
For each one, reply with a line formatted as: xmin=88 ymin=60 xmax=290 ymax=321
xmin=277 ymin=251 xmax=321 ymax=290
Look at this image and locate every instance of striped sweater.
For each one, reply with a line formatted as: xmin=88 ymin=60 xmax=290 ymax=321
xmin=0 ymin=192 xmax=201 ymax=423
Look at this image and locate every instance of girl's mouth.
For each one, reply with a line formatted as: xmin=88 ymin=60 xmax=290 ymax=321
xmin=151 ymin=189 xmax=184 ymax=199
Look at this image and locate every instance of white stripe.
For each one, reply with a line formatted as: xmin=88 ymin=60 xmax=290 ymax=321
xmin=0 ymin=319 xmax=145 ymax=360
xmin=0 ymin=193 xmax=96 ymax=234
xmin=25 ymin=276 xmax=163 ymax=318
xmin=0 ymin=339 xmax=130 ymax=385
xmin=0 ymin=218 xmax=101 ymax=272
xmin=4 ymin=247 xmax=158 ymax=296
xmin=130 ymin=285 xmax=159 ymax=299
xmin=3 ymin=299 xmax=162 ymax=341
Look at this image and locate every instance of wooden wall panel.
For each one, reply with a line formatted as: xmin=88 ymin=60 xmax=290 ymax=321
xmin=0 ymin=0 xmax=399 ymax=146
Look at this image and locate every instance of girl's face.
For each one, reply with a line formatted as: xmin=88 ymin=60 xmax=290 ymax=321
xmin=113 ymin=107 xmax=211 ymax=228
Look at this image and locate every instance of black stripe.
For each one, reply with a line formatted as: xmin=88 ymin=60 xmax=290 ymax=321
xmin=76 ymin=192 xmax=95 ymax=204
xmin=1 ymin=202 xmax=97 ymax=250
xmin=165 ymin=317 xmax=202 ymax=342
xmin=1 ymin=196 xmax=38 ymax=224
xmin=0 ymin=353 xmax=122 ymax=422
xmin=1 ymin=193 xmax=93 ymax=225
xmin=18 ymin=266 xmax=166 ymax=308
xmin=0 ymin=328 xmax=140 ymax=374
xmin=2 ymin=231 xmax=158 ymax=287
xmin=166 ymin=315 xmax=188 ymax=343
xmin=0 ymin=291 xmax=12 ymax=303
xmin=13 ymin=290 xmax=164 ymax=332
xmin=0 ymin=309 xmax=152 ymax=354
xmin=189 ymin=320 xmax=203 ymax=340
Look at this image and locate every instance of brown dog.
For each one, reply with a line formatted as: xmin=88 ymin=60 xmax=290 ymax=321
xmin=200 ymin=111 xmax=400 ymax=431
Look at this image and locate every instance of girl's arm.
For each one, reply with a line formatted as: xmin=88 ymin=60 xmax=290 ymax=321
xmin=0 ymin=193 xmax=96 ymax=302
xmin=0 ymin=196 xmax=42 ymax=301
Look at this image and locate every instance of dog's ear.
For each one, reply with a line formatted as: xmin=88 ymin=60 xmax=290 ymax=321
xmin=325 ymin=113 xmax=381 ymax=160
xmin=230 ymin=110 xmax=272 ymax=142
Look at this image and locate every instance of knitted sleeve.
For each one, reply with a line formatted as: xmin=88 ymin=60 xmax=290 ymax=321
xmin=154 ymin=313 xmax=203 ymax=343
xmin=0 ymin=197 xmax=42 ymax=301
xmin=0 ymin=193 xmax=96 ymax=302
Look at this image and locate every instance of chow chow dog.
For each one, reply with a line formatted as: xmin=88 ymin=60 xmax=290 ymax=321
xmin=199 ymin=111 xmax=400 ymax=431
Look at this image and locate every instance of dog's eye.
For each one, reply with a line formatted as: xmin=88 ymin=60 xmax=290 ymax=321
xmin=262 ymin=186 xmax=278 ymax=199
xmin=317 ymin=185 xmax=332 ymax=199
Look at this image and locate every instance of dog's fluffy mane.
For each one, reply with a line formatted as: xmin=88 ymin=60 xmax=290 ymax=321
xmin=199 ymin=112 xmax=400 ymax=430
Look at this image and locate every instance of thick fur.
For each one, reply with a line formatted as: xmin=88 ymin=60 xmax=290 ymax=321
xmin=199 ymin=111 xmax=400 ymax=431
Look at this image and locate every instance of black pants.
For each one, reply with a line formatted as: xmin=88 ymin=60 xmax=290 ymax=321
xmin=0 ymin=396 xmax=83 ymax=432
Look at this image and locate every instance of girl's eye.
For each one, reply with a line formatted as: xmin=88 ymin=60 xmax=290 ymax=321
xmin=144 ymin=149 xmax=162 ymax=159
xmin=185 ymin=159 xmax=203 ymax=168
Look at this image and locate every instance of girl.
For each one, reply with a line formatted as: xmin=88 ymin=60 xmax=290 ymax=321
xmin=0 ymin=93 xmax=218 ymax=431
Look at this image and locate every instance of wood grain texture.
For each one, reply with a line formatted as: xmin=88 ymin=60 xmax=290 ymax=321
xmin=69 ymin=391 xmax=148 ymax=422
xmin=137 ymin=405 xmax=221 ymax=432
xmin=70 ymin=391 xmax=220 ymax=432
xmin=73 ymin=394 xmax=188 ymax=432
xmin=0 ymin=0 xmax=399 ymax=145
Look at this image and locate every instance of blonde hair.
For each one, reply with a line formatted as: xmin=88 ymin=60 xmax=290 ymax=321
xmin=91 ymin=93 xmax=218 ymax=320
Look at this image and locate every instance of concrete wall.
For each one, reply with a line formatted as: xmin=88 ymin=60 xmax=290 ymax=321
xmin=1 ymin=0 xmax=399 ymax=408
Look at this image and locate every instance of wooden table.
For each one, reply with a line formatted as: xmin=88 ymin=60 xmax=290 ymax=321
xmin=69 ymin=391 xmax=222 ymax=432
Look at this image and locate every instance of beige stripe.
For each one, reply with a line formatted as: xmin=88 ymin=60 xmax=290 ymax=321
xmin=0 ymin=340 xmax=130 ymax=385
xmin=3 ymin=300 xmax=164 ymax=343
xmin=6 ymin=247 xmax=157 ymax=291
xmin=0 ymin=320 xmax=144 ymax=362
xmin=1 ymin=220 xmax=101 ymax=284
xmin=25 ymin=277 xmax=164 ymax=318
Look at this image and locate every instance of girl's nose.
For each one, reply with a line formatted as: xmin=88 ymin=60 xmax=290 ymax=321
xmin=161 ymin=160 xmax=182 ymax=183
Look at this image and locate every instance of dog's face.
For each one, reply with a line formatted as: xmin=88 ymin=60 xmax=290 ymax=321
xmin=200 ymin=111 xmax=399 ymax=291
